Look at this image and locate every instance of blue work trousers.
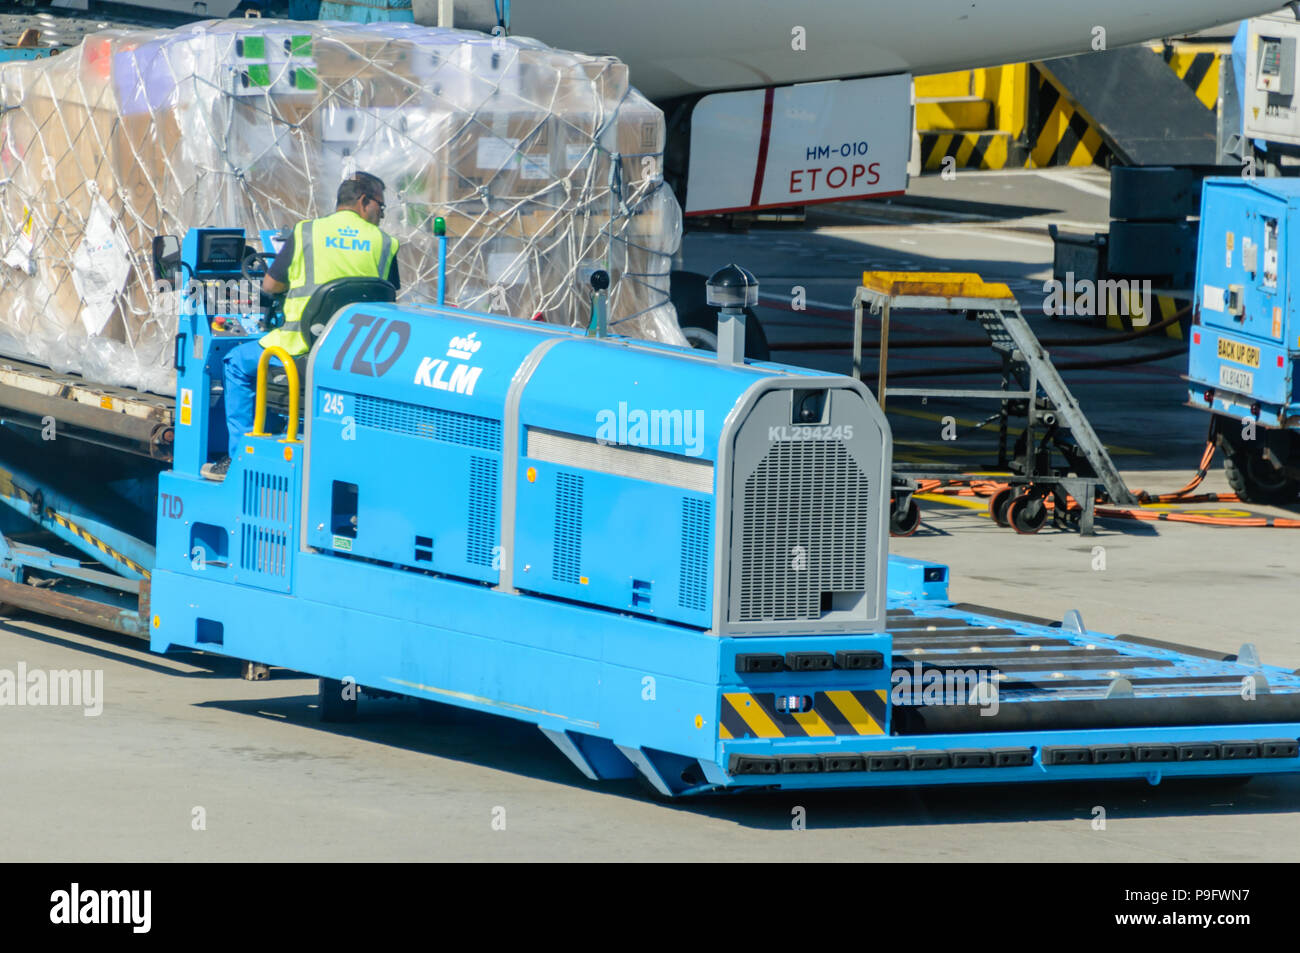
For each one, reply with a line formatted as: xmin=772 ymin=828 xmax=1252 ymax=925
xmin=222 ymin=340 xmax=287 ymax=459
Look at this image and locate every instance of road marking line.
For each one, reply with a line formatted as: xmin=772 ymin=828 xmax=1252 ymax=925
xmin=1033 ymin=169 xmax=1112 ymax=198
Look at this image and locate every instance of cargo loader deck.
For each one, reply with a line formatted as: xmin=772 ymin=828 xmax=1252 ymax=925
xmin=886 ymin=606 xmax=1299 ymax=735
xmin=0 ymin=356 xmax=174 ymax=460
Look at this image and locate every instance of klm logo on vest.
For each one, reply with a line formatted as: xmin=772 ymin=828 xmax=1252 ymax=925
xmin=326 ymin=226 xmax=372 ymax=252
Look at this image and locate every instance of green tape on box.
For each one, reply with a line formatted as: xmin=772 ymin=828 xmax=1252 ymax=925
xmin=246 ymin=64 xmax=272 ymax=87
xmin=240 ymin=35 xmax=265 ymax=59
xmin=289 ymin=35 xmax=312 ymax=57
xmin=292 ymin=66 xmax=317 ymax=91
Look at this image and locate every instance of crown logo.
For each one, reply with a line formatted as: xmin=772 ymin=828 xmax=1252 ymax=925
xmin=339 ymin=226 xmax=359 ymax=237
xmin=447 ymin=332 xmax=482 ymax=361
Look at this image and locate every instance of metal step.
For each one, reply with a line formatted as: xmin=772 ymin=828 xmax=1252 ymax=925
xmin=972 ymin=305 xmax=1136 ymax=504
xmin=915 ymin=96 xmax=993 ymax=131
xmin=914 ymin=70 xmax=973 ymax=98
xmin=854 ymin=273 xmax=1137 ymax=509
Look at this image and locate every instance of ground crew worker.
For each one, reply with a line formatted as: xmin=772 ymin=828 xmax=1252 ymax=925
xmin=203 ymin=172 xmax=400 ymax=480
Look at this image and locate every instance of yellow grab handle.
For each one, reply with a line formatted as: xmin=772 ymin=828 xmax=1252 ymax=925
xmin=251 ymin=345 xmax=302 ymax=444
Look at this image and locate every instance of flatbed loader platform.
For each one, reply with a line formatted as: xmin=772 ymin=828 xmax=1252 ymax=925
xmin=714 ymin=559 xmax=1300 ymax=792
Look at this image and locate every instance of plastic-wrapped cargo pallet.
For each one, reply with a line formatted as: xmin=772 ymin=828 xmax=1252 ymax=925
xmin=0 ymin=20 xmax=685 ymax=394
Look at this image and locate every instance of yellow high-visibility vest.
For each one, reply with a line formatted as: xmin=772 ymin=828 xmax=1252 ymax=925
xmin=262 ymin=209 xmax=398 ymax=356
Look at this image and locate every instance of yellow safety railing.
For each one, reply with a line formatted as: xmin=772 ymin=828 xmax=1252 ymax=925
xmin=250 ymin=345 xmax=302 ymax=444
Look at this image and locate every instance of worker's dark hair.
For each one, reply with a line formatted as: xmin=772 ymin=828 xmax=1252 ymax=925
xmin=337 ymin=172 xmax=386 ymax=208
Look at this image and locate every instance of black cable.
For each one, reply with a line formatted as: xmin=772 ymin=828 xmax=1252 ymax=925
xmin=862 ymin=344 xmax=1187 ymax=381
xmin=772 ymin=306 xmax=1189 ymax=351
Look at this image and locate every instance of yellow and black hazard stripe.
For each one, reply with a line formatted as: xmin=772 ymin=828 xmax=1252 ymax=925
xmin=1028 ymin=71 xmax=1111 ymax=169
xmin=720 ymin=690 xmax=886 ymax=740
xmin=0 ymin=469 xmax=150 ymax=578
xmin=1155 ymin=45 xmax=1221 ymax=112
xmin=47 ymin=511 xmax=151 ymax=577
xmin=919 ymin=132 xmax=1011 ymax=172
xmin=1101 ymin=291 xmax=1190 ymax=339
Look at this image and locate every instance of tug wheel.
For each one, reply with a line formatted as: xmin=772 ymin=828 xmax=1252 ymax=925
xmin=1007 ymin=494 xmax=1048 ymax=534
xmin=890 ymin=500 xmax=922 ymax=537
xmin=318 ymin=677 xmax=358 ymax=723
xmin=1223 ymin=446 xmax=1300 ymax=504
xmin=989 ymin=487 xmax=1018 ymax=527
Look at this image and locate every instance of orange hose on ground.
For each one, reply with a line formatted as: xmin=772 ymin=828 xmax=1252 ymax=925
xmin=898 ymin=437 xmax=1300 ymax=527
xmin=1092 ymin=506 xmax=1300 ymax=527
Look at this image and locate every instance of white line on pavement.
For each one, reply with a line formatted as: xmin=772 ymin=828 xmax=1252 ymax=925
xmin=1033 ymin=169 xmax=1112 ymax=198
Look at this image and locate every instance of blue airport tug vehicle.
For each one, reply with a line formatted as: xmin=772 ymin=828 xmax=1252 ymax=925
xmin=2 ymin=225 xmax=1300 ymax=797
xmin=1188 ymin=177 xmax=1300 ymax=503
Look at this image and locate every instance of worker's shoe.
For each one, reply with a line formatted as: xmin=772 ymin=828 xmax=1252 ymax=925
xmin=201 ymin=456 xmax=231 ymax=482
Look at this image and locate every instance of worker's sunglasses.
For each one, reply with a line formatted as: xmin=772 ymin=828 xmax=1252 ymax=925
xmin=367 ymin=195 xmax=386 ymax=217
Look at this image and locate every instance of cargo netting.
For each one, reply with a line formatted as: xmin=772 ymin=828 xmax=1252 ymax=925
xmin=0 ymin=20 xmax=685 ymax=394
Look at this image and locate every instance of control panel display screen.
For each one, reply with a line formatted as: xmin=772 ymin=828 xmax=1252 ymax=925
xmin=198 ymin=232 xmax=245 ymax=273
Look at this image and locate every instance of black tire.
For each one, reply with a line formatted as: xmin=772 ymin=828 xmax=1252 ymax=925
xmin=989 ymin=487 xmax=1016 ymax=527
xmin=1224 ymin=446 xmax=1300 ymax=504
xmin=1008 ymin=494 xmax=1047 ymax=534
xmin=890 ymin=500 xmax=922 ymax=537
xmin=318 ymin=677 xmax=358 ymax=723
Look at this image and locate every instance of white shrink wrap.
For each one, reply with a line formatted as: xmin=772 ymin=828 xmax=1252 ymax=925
xmin=0 ymin=21 xmax=685 ymax=393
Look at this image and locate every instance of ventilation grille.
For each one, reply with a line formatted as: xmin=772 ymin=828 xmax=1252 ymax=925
xmin=467 ymin=455 xmax=500 ymax=567
xmin=243 ymin=470 xmax=290 ymax=522
xmin=736 ymin=440 xmax=870 ymax=622
xmin=240 ymin=525 xmax=288 ymax=577
xmin=351 ymin=393 xmax=502 ymax=450
xmin=239 ymin=470 xmax=292 ymax=587
xmin=552 ymin=471 xmax=583 ymax=583
xmin=678 ymin=497 xmax=711 ymax=612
